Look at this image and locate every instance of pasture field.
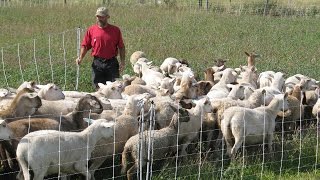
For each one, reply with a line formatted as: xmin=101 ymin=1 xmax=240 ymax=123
xmin=1 ymin=1 xmax=320 ymax=180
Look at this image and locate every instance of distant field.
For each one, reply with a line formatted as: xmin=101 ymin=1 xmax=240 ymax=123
xmin=0 ymin=3 xmax=320 ymax=179
xmin=0 ymin=3 xmax=320 ymax=91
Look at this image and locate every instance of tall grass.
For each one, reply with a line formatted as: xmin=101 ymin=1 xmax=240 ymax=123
xmin=1 ymin=2 xmax=320 ymax=179
xmin=1 ymin=4 xmax=320 ymax=91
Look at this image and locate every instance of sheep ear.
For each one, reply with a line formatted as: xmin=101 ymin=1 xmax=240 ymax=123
xmin=83 ymin=118 xmax=94 ymax=125
xmin=30 ymin=81 xmax=36 ymax=87
xmin=48 ymin=84 xmax=55 ymax=89
xmin=98 ymin=83 xmax=105 ymax=88
xmin=105 ymin=81 xmax=112 ymax=86
xmin=244 ymin=52 xmax=250 ymax=57
xmin=284 ymin=92 xmax=288 ymax=99
xmin=27 ymin=93 xmax=38 ymax=98
xmin=226 ymin=84 xmax=234 ymax=91
xmin=169 ymin=78 xmax=176 ymax=83
xmin=295 ymin=76 xmax=301 ymax=81
xmin=102 ymin=121 xmax=114 ymax=128
xmin=218 ymin=65 xmax=225 ymax=71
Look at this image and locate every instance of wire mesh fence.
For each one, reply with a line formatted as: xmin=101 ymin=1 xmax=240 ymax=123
xmin=0 ymin=100 xmax=319 ymax=179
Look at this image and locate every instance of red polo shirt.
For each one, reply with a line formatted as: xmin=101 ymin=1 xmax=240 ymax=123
xmin=81 ymin=24 xmax=124 ymax=59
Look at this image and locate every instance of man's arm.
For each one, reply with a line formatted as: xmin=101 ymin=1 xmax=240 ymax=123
xmin=119 ymin=46 xmax=126 ymax=73
xmin=76 ymin=46 xmax=88 ymax=65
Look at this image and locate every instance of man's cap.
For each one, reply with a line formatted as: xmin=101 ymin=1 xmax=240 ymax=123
xmin=96 ymin=7 xmax=109 ymax=17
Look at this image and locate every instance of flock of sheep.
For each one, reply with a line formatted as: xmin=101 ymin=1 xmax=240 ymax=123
xmin=0 ymin=50 xmax=319 ymax=179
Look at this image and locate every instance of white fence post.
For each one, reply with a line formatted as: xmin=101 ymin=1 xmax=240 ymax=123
xmin=76 ymin=27 xmax=81 ymax=90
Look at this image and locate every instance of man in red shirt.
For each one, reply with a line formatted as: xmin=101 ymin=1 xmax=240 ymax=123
xmin=76 ymin=7 xmax=126 ymax=89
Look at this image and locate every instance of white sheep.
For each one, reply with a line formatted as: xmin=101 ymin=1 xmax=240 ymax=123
xmin=121 ymin=108 xmax=190 ymax=180
xmin=37 ymin=83 xmax=65 ymax=101
xmin=16 ymin=119 xmax=114 ymax=180
xmin=0 ymin=120 xmax=13 ymax=140
xmin=123 ymin=84 xmax=157 ymax=97
xmin=160 ymin=57 xmax=181 ymax=76
xmin=87 ymin=94 xmax=151 ymax=178
xmin=258 ymin=71 xmax=275 ymax=88
xmin=221 ymin=93 xmax=289 ymax=157
xmin=178 ymin=97 xmax=213 ymax=156
xmin=62 ymin=81 xmax=123 ymax=100
xmin=130 ymin=50 xmax=146 ymax=67
xmin=285 ymin=74 xmax=319 ymax=93
xmin=206 ymin=68 xmax=238 ymax=100
xmin=140 ymin=61 xmax=165 ymax=89
xmin=313 ymin=99 xmax=320 ymax=117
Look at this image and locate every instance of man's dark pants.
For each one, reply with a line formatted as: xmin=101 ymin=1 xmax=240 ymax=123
xmin=91 ymin=56 xmax=119 ymax=89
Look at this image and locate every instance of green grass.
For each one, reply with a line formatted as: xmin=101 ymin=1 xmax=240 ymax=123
xmin=1 ymin=4 xmax=320 ymax=91
xmin=1 ymin=2 xmax=320 ymax=179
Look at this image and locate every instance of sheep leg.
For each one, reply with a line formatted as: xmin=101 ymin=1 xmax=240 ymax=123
xmin=88 ymin=158 xmax=107 ymax=180
xmin=127 ymin=164 xmax=137 ymax=180
xmin=231 ymin=135 xmax=243 ymax=159
xmin=224 ymin=136 xmax=233 ymax=157
xmin=74 ymin=162 xmax=92 ymax=180
xmin=215 ymin=131 xmax=223 ymax=150
xmin=16 ymin=157 xmax=30 ymax=180
xmin=267 ymin=133 xmax=274 ymax=153
xmin=33 ymin=169 xmax=46 ymax=180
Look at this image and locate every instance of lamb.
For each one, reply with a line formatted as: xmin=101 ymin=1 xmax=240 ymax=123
xmin=206 ymin=68 xmax=238 ymax=100
xmin=221 ymin=93 xmax=289 ymax=157
xmin=63 ymin=81 xmax=123 ymax=99
xmin=123 ymin=84 xmax=157 ymax=97
xmin=204 ymin=67 xmax=215 ymax=83
xmin=211 ymin=89 xmax=267 ymax=129
xmin=0 ymin=120 xmax=15 ymax=173
xmin=122 ymin=74 xmax=146 ymax=87
xmin=15 ymin=81 xmax=39 ymax=93
xmin=1 ymin=94 xmax=104 ymax=172
xmin=196 ymin=81 xmax=214 ymax=96
xmin=285 ymin=74 xmax=319 ymax=93
xmin=237 ymin=66 xmax=258 ymax=89
xmin=160 ymin=57 xmax=181 ymax=76
xmin=178 ymin=97 xmax=213 ymax=156
xmin=312 ymin=98 xmax=320 ymax=119
xmin=36 ymin=83 xmax=65 ymax=100
xmin=87 ymin=94 xmax=152 ymax=178
xmin=0 ymin=120 xmax=12 ymax=140
xmin=34 ymin=99 xmax=77 ymax=115
xmin=208 ymin=89 xmax=267 ymax=149
xmin=258 ymin=71 xmax=275 ymax=88
xmin=0 ymin=88 xmax=11 ymax=98
xmin=121 ymin=108 xmax=190 ymax=180
xmin=16 ymin=119 xmax=115 ymax=180
xmin=245 ymin=51 xmax=260 ymax=68
xmin=0 ymin=88 xmax=42 ymax=121
xmin=276 ymin=84 xmax=304 ymax=132
xmin=140 ymin=61 xmax=165 ymax=89
xmin=130 ymin=50 xmax=146 ymax=67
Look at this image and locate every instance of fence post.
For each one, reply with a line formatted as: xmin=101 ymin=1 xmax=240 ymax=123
xmin=206 ymin=0 xmax=209 ymax=11
xmin=76 ymin=27 xmax=81 ymax=91
xmin=264 ymin=0 xmax=269 ymax=16
xmin=146 ymin=101 xmax=155 ymax=180
xmin=198 ymin=0 xmax=202 ymax=9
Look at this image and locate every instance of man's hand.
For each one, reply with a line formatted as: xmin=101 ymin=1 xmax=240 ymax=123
xmin=119 ymin=61 xmax=125 ymax=74
xmin=76 ymin=57 xmax=82 ymax=65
